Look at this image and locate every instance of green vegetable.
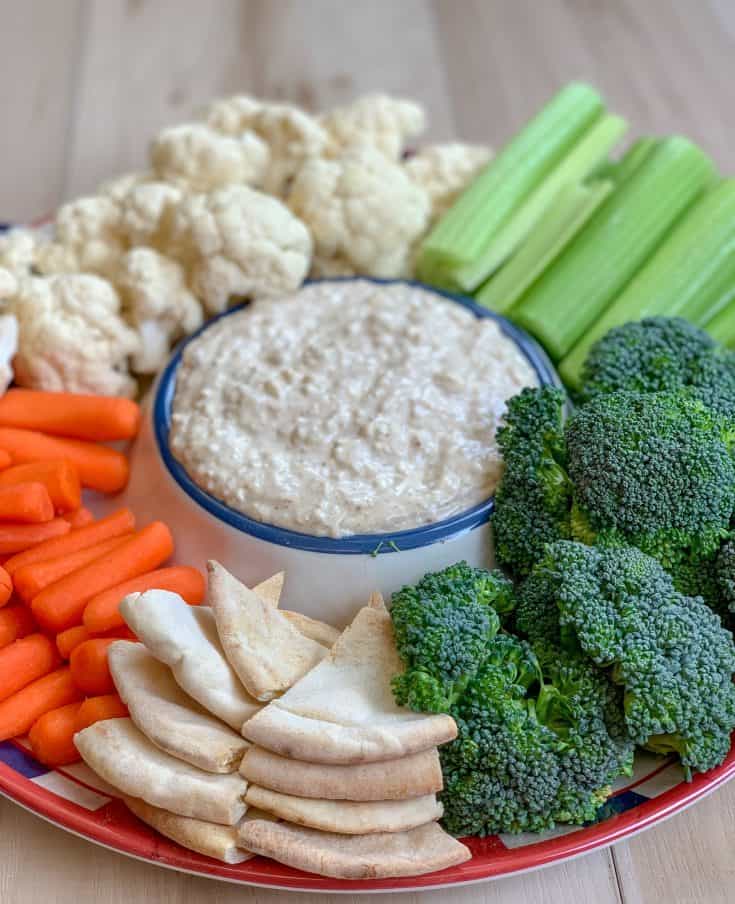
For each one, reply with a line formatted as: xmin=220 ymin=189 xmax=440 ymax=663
xmin=476 ymin=179 xmax=612 ymax=314
xmin=705 ymin=303 xmax=735 ymax=347
xmin=516 ymin=541 xmax=735 ymax=776
xmin=415 ymin=83 xmax=604 ymax=289
xmin=593 ymin=137 xmax=658 ymax=184
xmin=513 ymin=137 xmax=717 ymax=360
xmin=559 ymin=181 xmax=735 ymax=387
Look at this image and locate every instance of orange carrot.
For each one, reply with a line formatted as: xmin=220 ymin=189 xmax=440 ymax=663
xmin=0 ymin=460 xmax=81 ymax=513
xmin=5 ymin=508 xmax=135 ymax=577
xmin=0 ymin=482 xmax=54 ymax=524
xmin=62 ymin=507 xmax=94 ymax=529
xmin=75 ymin=694 xmax=128 ymax=732
xmin=0 ymin=390 xmax=141 ymax=442
xmin=0 ymin=450 xmax=12 ymax=470
xmin=0 ymin=667 xmax=82 ymax=740
xmin=70 ymin=638 xmax=117 ymax=695
xmin=0 ymin=634 xmax=60 ymax=702
xmin=13 ymin=534 xmax=133 ymax=602
xmin=28 ymin=701 xmax=82 ymax=766
xmin=56 ymin=624 xmax=137 ymax=660
xmin=83 ymin=565 xmax=205 ymax=634
xmin=0 ymin=518 xmax=70 ymax=555
xmin=0 ymin=605 xmax=35 ymax=649
xmin=0 ymin=566 xmax=11 ymax=608
xmin=32 ymin=522 xmax=174 ymax=633
xmin=0 ymin=428 xmax=129 ymax=494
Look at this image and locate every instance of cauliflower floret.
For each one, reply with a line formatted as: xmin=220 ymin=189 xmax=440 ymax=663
xmin=9 ymin=274 xmax=140 ymax=397
xmin=150 ymin=123 xmax=269 ymax=192
xmin=206 ymin=95 xmax=328 ymax=196
xmin=320 ymin=93 xmax=426 ymax=160
xmin=0 ymin=228 xmax=37 ymax=277
xmin=0 ymin=314 xmax=18 ymax=393
xmin=170 ymin=185 xmax=312 ymax=313
xmin=287 ymin=145 xmax=430 ymax=278
xmin=118 ymin=181 xmax=184 ymax=247
xmin=98 ymin=171 xmax=151 ymax=203
xmin=115 ymin=247 xmax=203 ymax=373
xmin=33 ymin=240 xmax=81 ymax=275
xmin=0 ymin=267 xmax=18 ymax=301
xmin=405 ymin=142 xmax=492 ymax=223
xmin=54 ymin=196 xmax=126 ymax=278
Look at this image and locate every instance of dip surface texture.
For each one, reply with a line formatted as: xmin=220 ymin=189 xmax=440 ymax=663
xmin=169 ymin=280 xmax=538 ymax=537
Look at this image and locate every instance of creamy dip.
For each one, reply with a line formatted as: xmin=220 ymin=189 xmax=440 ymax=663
xmin=169 ymin=280 xmax=538 ymax=537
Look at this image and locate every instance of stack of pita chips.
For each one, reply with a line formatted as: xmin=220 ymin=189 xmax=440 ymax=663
xmin=73 ymin=562 xmax=470 ymax=879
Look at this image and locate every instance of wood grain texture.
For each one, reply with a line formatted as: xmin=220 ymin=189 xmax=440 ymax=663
xmin=1 ymin=0 xmax=735 ymax=901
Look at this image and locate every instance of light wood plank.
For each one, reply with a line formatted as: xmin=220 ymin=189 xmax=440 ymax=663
xmin=0 ymin=0 xmax=83 ymax=221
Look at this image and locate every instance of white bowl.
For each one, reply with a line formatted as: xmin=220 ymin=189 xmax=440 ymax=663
xmin=122 ymin=280 xmax=559 ymax=626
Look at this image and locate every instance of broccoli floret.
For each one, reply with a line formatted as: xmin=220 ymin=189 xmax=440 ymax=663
xmin=715 ymin=541 xmax=735 ymax=616
xmin=565 ymin=391 xmax=735 ymax=585
xmin=518 ymin=541 xmax=735 ymax=776
xmin=492 ymin=386 xmax=573 ymax=579
xmin=578 ymin=317 xmax=735 ymax=419
xmin=390 ymin=562 xmax=512 ymax=712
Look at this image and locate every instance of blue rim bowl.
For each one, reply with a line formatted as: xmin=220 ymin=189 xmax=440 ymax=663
xmin=153 ymin=278 xmax=560 ymax=555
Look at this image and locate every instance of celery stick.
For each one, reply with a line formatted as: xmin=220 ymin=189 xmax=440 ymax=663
xmin=604 ymin=137 xmax=658 ymax=184
xmin=476 ymin=179 xmax=612 ymax=314
xmin=705 ymin=301 xmax=735 ymax=347
xmin=558 ymin=179 xmax=735 ymax=387
xmin=454 ymin=114 xmax=626 ymax=291
xmin=416 ymin=83 xmax=604 ymax=288
xmin=514 ymin=137 xmax=716 ymax=361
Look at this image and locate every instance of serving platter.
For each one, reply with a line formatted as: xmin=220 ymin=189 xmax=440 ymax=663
xmin=2 ymin=737 xmax=734 ymax=892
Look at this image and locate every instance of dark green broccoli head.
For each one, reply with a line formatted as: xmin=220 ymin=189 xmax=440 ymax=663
xmin=390 ymin=562 xmax=512 ymax=712
xmin=565 ymin=391 xmax=735 ymax=572
xmin=492 ymin=386 xmax=573 ymax=579
xmin=715 ymin=541 xmax=735 ymax=616
xmin=578 ymin=317 xmax=735 ymax=419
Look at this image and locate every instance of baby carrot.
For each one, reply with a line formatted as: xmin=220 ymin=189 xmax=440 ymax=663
xmin=5 ymin=508 xmax=135 ymax=577
xmin=83 ymin=565 xmax=205 ymax=634
xmin=0 ymin=566 xmax=11 ymax=607
xmin=0 ymin=461 xmax=81 ymax=513
xmin=28 ymin=701 xmax=82 ymax=766
xmin=13 ymin=534 xmax=133 ymax=602
xmin=0 ymin=518 xmax=70 ymax=555
xmin=0 ymin=390 xmax=141 ymax=442
xmin=75 ymin=694 xmax=128 ymax=732
xmin=70 ymin=638 xmax=117 ymax=695
xmin=0 ymin=634 xmax=59 ymax=702
xmin=56 ymin=624 xmax=137 ymax=660
xmin=0 ymin=482 xmax=54 ymax=524
xmin=0 ymin=667 xmax=82 ymax=740
xmin=0 ymin=450 xmax=12 ymax=470
xmin=0 ymin=428 xmax=129 ymax=494
xmin=0 ymin=605 xmax=35 ymax=649
xmin=32 ymin=522 xmax=174 ymax=633
xmin=62 ymin=507 xmax=94 ymax=529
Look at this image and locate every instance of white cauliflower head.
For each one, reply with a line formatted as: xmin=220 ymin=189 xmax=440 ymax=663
xmin=320 ymin=93 xmax=426 ymax=160
xmin=32 ymin=240 xmax=81 ymax=275
xmin=0 ymin=228 xmax=37 ymax=277
xmin=54 ymin=196 xmax=126 ymax=279
xmin=115 ymin=247 xmax=203 ymax=373
xmin=9 ymin=274 xmax=140 ymax=397
xmin=98 ymin=171 xmax=151 ymax=203
xmin=170 ymin=184 xmax=312 ymax=313
xmin=405 ymin=142 xmax=492 ymax=223
xmin=288 ymin=145 xmax=430 ymax=278
xmin=0 ymin=314 xmax=18 ymax=393
xmin=118 ymin=180 xmax=184 ymax=247
xmin=205 ymin=94 xmax=263 ymax=135
xmin=0 ymin=267 xmax=18 ymax=301
xmin=150 ymin=123 xmax=269 ymax=192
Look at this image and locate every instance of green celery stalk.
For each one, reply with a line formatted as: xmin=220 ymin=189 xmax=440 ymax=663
xmin=513 ymin=136 xmax=717 ymax=361
xmin=558 ymin=179 xmax=735 ymax=387
xmin=599 ymin=137 xmax=658 ymax=184
xmin=416 ymin=83 xmax=604 ymax=288
xmin=704 ymin=301 xmax=735 ymax=347
xmin=476 ymin=179 xmax=612 ymax=314
xmin=454 ymin=113 xmax=626 ymax=291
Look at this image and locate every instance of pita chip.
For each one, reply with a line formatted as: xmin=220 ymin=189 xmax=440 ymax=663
xmin=244 ymin=785 xmax=442 ymax=834
xmin=74 ymin=718 xmax=248 ymax=825
xmin=241 ymin=604 xmax=457 ymax=763
xmin=109 ymin=641 xmax=248 ymax=773
xmin=207 ymin=560 xmax=326 ymax=702
xmin=237 ymin=819 xmax=471 ymax=879
xmin=119 ymin=590 xmax=261 ymax=730
xmin=239 ymin=746 xmax=443 ymax=801
xmin=253 ymin=572 xmax=284 ymax=607
xmin=280 ymin=610 xmax=341 ymax=647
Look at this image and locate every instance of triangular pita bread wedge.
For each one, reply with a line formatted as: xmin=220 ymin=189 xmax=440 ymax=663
xmin=239 ymin=746 xmax=443 ymax=801
xmin=207 ymin=561 xmax=327 ymax=702
xmin=109 ymin=641 xmax=248 ymax=773
xmin=280 ymin=611 xmax=341 ymax=647
xmin=253 ymin=572 xmax=284 ymax=607
xmin=244 ymin=785 xmax=442 ymax=834
xmin=74 ymin=718 xmax=247 ymax=825
xmin=119 ymin=590 xmax=261 ymax=730
xmin=123 ymin=796 xmax=256 ymax=863
xmin=237 ymin=819 xmax=471 ymax=879
xmin=241 ymin=605 xmax=457 ymax=763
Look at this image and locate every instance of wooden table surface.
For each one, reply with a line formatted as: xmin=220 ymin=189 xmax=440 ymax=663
xmin=1 ymin=0 xmax=734 ymax=901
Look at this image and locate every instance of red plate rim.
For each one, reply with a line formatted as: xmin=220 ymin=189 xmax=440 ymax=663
xmin=1 ymin=742 xmax=734 ymax=893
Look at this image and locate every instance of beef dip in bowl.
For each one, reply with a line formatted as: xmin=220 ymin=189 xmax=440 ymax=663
xmin=123 ymin=278 xmax=558 ymax=624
